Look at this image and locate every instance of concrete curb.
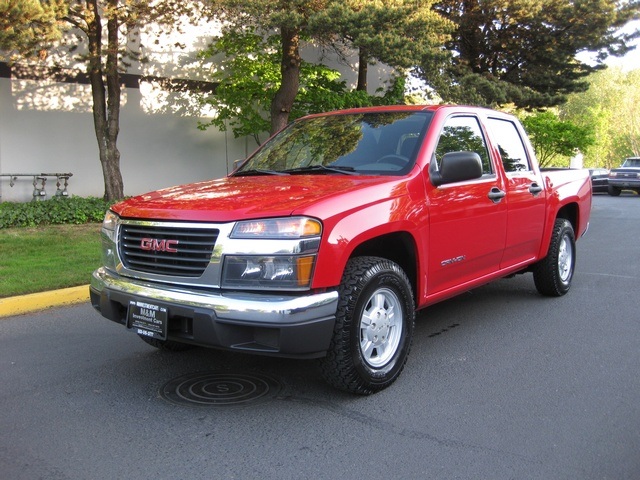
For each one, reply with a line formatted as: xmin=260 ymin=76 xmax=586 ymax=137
xmin=0 ymin=285 xmax=90 ymax=318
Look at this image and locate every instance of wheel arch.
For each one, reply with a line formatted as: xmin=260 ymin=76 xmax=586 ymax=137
xmin=349 ymin=232 xmax=419 ymax=305
xmin=556 ymin=202 xmax=578 ymax=234
xmin=538 ymin=200 xmax=584 ymax=262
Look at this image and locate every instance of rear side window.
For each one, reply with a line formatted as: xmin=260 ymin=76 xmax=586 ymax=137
xmin=487 ymin=118 xmax=531 ymax=172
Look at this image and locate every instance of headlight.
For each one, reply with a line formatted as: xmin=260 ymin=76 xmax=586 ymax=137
xmin=102 ymin=210 xmax=119 ymax=238
xmin=222 ymin=255 xmax=315 ymax=289
xmin=231 ymin=217 xmax=321 ymax=238
xmin=223 ymin=216 xmax=321 ymax=290
xmin=101 ymin=210 xmax=120 ymax=270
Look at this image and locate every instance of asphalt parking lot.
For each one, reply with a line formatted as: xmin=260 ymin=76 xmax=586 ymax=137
xmin=1 ymin=193 xmax=639 ymax=480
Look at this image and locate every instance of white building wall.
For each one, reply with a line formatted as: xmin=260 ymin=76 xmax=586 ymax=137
xmin=0 ymin=75 xmax=250 ymax=202
xmin=0 ymin=21 xmax=391 ymax=203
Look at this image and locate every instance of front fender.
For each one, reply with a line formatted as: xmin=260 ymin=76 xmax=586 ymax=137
xmin=311 ymin=196 xmax=428 ymax=289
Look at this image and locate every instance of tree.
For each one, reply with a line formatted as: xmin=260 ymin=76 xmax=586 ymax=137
xmin=0 ymin=0 xmax=67 ymax=60
xmin=64 ymin=1 xmax=209 ymax=200
xmin=198 ymin=28 xmax=405 ymax=144
xmin=428 ymin=0 xmax=640 ymax=108
xmin=308 ymin=0 xmax=453 ymax=92
xmin=207 ymin=0 xmax=449 ymax=135
xmin=521 ymin=110 xmax=594 ymax=167
xmin=208 ymin=0 xmax=334 ymax=134
xmin=2 ymin=1 xmax=206 ymax=200
xmin=562 ymin=68 xmax=640 ymax=168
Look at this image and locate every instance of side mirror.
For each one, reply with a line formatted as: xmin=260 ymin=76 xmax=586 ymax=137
xmin=429 ymin=151 xmax=483 ymax=187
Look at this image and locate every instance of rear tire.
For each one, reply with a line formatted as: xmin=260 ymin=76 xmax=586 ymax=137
xmin=319 ymin=256 xmax=415 ymax=395
xmin=138 ymin=335 xmax=193 ymax=351
xmin=533 ymin=219 xmax=575 ymax=297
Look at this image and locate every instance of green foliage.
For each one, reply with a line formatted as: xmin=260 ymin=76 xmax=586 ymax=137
xmin=198 ymin=30 xmax=277 ymax=141
xmin=561 ymin=68 xmax=640 ymax=168
xmin=429 ymin=0 xmax=640 ymax=109
xmin=309 ymin=0 xmax=453 ymax=89
xmin=0 ymin=0 xmax=67 ymax=60
xmin=521 ymin=110 xmax=595 ymax=168
xmin=0 ymin=197 xmax=114 ymax=229
xmin=199 ymin=29 xmax=406 ymax=143
xmin=206 ymin=0 xmax=438 ymax=135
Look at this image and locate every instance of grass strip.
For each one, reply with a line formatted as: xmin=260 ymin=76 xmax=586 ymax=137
xmin=0 ymin=224 xmax=102 ymax=298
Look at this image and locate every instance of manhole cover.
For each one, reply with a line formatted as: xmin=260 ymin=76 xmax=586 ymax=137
xmin=160 ymin=371 xmax=282 ymax=407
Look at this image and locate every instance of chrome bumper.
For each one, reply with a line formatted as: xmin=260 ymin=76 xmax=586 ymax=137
xmin=90 ymin=267 xmax=339 ymax=358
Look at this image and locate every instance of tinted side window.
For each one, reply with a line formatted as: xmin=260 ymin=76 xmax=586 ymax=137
xmin=435 ymin=116 xmax=492 ymax=174
xmin=487 ymin=118 xmax=531 ymax=172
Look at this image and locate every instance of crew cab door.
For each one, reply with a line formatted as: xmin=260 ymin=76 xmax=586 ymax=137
xmin=426 ymin=115 xmax=508 ymax=295
xmin=485 ymin=116 xmax=546 ymax=268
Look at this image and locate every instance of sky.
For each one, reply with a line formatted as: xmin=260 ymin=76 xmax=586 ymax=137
xmin=606 ymin=47 xmax=639 ymax=71
xmin=603 ymin=20 xmax=640 ymax=71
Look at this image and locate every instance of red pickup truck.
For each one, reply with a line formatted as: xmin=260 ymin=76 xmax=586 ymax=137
xmin=90 ymin=105 xmax=591 ymax=394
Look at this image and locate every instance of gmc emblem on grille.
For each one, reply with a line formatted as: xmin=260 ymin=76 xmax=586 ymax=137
xmin=140 ymin=238 xmax=179 ymax=253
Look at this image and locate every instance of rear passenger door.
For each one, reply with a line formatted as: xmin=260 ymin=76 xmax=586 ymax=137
xmin=427 ymin=115 xmax=508 ymax=295
xmin=486 ymin=117 xmax=546 ymax=269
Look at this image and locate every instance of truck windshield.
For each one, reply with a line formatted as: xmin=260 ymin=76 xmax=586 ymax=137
xmin=622 ymin=158 xmax=640 ymax=168
xmin=233 ymin=111 xmax=433 ymax=176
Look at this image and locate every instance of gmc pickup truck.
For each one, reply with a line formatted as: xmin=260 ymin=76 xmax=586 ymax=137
xmin=90 ymin=105 xmax=591 ymax=394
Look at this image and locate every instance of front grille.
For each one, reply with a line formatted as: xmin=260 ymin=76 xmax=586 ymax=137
xmin=119 ymin=224 xmax=219 ymax=277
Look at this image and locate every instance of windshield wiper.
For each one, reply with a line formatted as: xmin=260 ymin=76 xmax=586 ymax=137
xmin=233 ymin=169 xmax=290 ymax=177
xmin=283 ymin=165 xmax=357 ymax=175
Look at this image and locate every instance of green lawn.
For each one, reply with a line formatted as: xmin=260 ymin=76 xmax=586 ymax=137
xmin=0 ymin=224 xmax=102 ymax=298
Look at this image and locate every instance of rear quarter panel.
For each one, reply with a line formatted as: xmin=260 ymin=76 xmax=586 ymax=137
xmin=538 ymin=168 xmax=592 ymax=258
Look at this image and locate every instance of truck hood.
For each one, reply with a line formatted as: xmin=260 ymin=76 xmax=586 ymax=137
xmin=113 ymin=175 xmax=399 ymax=222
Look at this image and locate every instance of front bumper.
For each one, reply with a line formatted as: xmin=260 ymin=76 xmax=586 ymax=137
xmin=608 ymin=178 xmax=640 ymax=189
xmin=90 ymin=267 xmax=339 ymax=358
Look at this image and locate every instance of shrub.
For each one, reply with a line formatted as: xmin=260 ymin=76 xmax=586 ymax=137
xmin=0 ymin=196 xmax=115 ymax=228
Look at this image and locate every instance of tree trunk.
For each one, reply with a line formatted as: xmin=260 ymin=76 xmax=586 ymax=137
xmin=270 ymin=26 xmax=301 ymax=135
xmin=86 ymin=0 xmax=124 ymax=201
xmin=357 ymin=49 xmax=368 ymax=92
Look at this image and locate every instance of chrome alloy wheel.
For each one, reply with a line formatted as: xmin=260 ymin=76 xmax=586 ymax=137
xmin=558 ymin=233 xmax=574 ymax=284
xmin=359 ymin=287 xmax=403 ymax=368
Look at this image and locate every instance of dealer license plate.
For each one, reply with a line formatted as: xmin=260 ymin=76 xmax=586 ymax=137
xmin=127 ymin=300 xmax=168 ymax=340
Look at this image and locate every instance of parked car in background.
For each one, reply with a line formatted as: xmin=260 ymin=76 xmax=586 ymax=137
xmin=589 ymin=168 xmax=609 ymax=193
xmin=608 ymin=157 xmax=640 ymax=196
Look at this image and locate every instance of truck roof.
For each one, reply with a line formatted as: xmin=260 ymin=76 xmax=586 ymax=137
xmin=298 ymin=104 xmax=510 ymax=119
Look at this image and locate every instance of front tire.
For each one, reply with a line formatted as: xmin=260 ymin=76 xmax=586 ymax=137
xmin=533 ymin=218 xmax=576 ymax=297
xmin=608 ymin=186 xmax=621 ymax=196
xmin=319 ymin=256 xmax=415 ymax=395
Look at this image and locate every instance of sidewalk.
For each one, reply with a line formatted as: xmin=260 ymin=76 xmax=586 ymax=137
xmin=0 ymin=285 xmax=90 ymax=318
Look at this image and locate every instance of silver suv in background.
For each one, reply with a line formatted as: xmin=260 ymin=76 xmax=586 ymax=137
xmin=608 ymin=157 xmax=640 ymax=196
